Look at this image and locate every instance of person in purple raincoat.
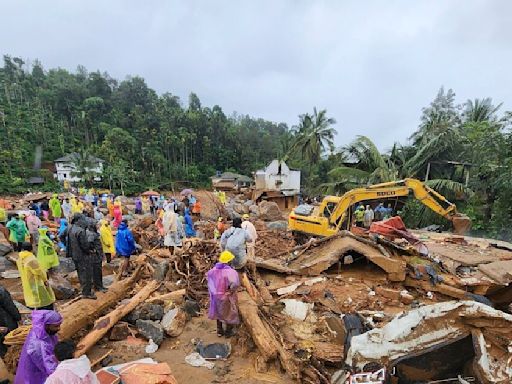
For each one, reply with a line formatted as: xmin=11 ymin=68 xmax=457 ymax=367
xmin=207 ymin=250 xmax=240 ymax=337
xmin=15 ymin=310 xmax=63 ymax=384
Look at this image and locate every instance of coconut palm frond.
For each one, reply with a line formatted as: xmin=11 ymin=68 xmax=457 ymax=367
xmin=425 ymin=179 xmax=473 ymax=199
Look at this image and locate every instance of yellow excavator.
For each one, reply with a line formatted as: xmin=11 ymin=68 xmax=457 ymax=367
xmin=288 ymin=178 xmax=471 ymax=238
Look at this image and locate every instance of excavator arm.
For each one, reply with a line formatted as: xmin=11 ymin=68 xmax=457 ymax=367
xmin=328 ymin=178 xmax=471 ymax=234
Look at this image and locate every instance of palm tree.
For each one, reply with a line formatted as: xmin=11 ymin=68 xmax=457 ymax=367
xmin=71 ymin=148 xmax=99 ymax=187
xmin=462 ymin=98 xmax=502 ymax=123
xmin=288 ymin=108 xmax=336 ymax=167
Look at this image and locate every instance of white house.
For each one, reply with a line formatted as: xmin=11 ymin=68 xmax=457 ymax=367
xmin=254 ymin=160 xmax=301 ymax=196
xmin=54 ymin=153 xmax=104 ymax=182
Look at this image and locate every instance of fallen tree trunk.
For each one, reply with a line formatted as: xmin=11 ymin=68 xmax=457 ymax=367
xmin=238 ymin=291 xmax=278 ymax=362
xmin=147 ymin=289 xmax=187 ymax=304
xmin=58 ymin=266 xmax=142 ymax=340
xmin=75 ymin=279 xmax=161 ymax=357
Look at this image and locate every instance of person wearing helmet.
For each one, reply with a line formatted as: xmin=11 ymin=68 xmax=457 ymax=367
xmin=207 ymin=250 xmax=240 ymax=337
xmin=214 ymin=217 xmax=226 ymax=240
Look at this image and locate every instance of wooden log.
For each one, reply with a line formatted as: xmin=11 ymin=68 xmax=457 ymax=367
xmin=312 ymin=342 xmax=344 ymax=364
xmin=241 ymin=273 xmax=263 ymax=305
xmin=75 ymin=280 xmax=161 ymax=357
xmin=146 ymin=289 xmax=187 ymax=304
xmin=404 ymin=277 xmax=467 ymax=299
xmin=238 ymin=291 xmax=278 ymax=362
xmin=58 ymin=266 xmax=142 ymax=340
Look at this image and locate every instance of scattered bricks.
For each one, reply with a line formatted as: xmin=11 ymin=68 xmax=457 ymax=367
xmin=136 ymin=319 xmax=164 ymax=345
xmin=375 ymin=286 xmax=401 ymax=301
xmin=109 ymin=322 xmax=130 ymax=341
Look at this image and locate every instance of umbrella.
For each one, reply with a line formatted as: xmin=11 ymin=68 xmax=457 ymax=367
xmin=180 ymin=188 xmax=193 ymax=196
xmin=142 ymin=190 xmax=159 ymax=197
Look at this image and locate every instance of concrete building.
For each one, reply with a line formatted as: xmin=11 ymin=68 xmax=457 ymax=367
xmin=253 ymin=160 xmax=301 ymax=210
xmin=54 ymin=153 xmax=104 ymax=182
xmin=211 ymin=172 xmax=253 ymax=191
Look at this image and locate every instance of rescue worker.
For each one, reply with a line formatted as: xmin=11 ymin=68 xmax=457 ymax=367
xmin=184 ymin=211 xmax=196 ymax=238
xmin=0 ymin=285 xmax=21 ymax=356
xmin=26 ymin=211 xmax=42 ymax=246
xmin=45 ymin=340 xmax=99 ymax=384
xmin=65 ymin=214 xmax=95 ymax=299
xmin=384 ymin=203 xmax=394 ymax=219
xmin=363 ymin=205 xmax=375 ymax=229
xmin=85 ymin=219 xmax=106 ymax=293
xmin=36 ymin=227 xmax=60 ymax=272
xmin=353 ymin=205 xmax=365 ymax=228
xmin=191 ymin=199 xmax=201 ymax=217
xmin=61 ymin=199 xmax=71 ymax=221
xmin=207 ymin=250 xmax=240 ymax=337
xmin=163 ymin=206 xmax=179 ymax=254
xmin=112 ymin=201 xmax=122 ymax=228
xmin=7 ymin=215 xmax=29 ymax=252
xmin=242 ymin=213 xmax=258 ymax=262
xmin=220 ymin=217 xmax=253 ymax=269
xmin=16 ymin=242 xmax=56 ymax=310
xmin=15 ymin=310 xmax=63 ymax=384
xmin=115 ymin=219 xmax=136 ymax=278
xmin=99 ymin=219 xmax=115 ymax=263
xmin=214 ymin=217 xmax=226 ymax=240
xmin=49 ymin=194 xmax=62 ymax=222
xmin=374 ymin=202 xmax=385 ymax=221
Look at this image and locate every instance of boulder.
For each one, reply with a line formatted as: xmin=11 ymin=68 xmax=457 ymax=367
xmin=258 ymin=201 xmax=282 ymax=221
xmin=243 ymin=200 xmax=254 ymax=207
xmin=266 ymin=221 xmax=288 ymax=231
xmin=54 ymin=257 xmax=76 ymax=274
xmin=109 ymin=322 xmax=130 ymax=341
xmin=136 ymin=319 xmax=164 ymax=345
xmin=49 ymin=273 xmax=75 ymax=299
xmin=234 ymin=203 xmax=249 ymax=215
xmin=182 ymin=299 xmax=201 ymax=317
xmin=0 ymin=232 xmax=12 ymax=257
xmin=161 ymin=307 xmax=188 ymax=337
xmin=0 ymin=256 xmax=15 ymax=272
xmin=124 ymin=303 xmax=164 ymax=324
xmin=249 ymin=205 xmax=259 ymax=215
xmin=102 ymin=275 xmax=115 ymax=288
xmin=137 ymin=215 xmax=154 ymax=229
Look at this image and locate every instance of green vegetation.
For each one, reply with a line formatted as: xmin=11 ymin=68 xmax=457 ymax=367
xmin=1 ymin=57 xmax=512 ymax=238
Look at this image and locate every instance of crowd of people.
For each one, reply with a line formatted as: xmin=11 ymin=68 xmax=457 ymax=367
xmin=0 ymin=189 xmax=265 ymax=382
xmin=353 ymin=202 xmax=395 ymax=228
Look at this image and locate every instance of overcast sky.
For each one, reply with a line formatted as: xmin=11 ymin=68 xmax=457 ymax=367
xmin=1 ymin=1 xmax=511 ymax=150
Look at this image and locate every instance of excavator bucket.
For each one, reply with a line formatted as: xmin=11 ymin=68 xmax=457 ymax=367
xmin=451 ymin=213 xmax=472 ymax=235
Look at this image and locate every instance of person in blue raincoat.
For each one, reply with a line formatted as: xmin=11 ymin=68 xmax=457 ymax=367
xmin=184 ymin=211 xmax=196 ymax=238
xmin=115 ymin=219 xmax=136 ymax=278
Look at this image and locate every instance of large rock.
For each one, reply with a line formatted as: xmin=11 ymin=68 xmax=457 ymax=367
xmin=136 ymin=319 xmax=164 ymax=345
xmin=109 ymin=322 xmax=130 ymax=341
xmin=49 ymin=274 xmax=75 ymax=299
xmin=0 ymin=256 xmax=15 ymax=272
xmin=266 ymin=221 xmax=288 ymax=231
xmin=0 ymin=232 xmax=12 ymax=257
xmin=54 ymin=257 xmax=76 ymax=274
xmin=234 ymin=203 xmax=249 ymax=215
xmin=161 ymin=307 xmax=188 ymax=337
xmin=125 ymin=303 xmax=164 ymax=324
xmin=258 ymin=201 xmax=282 ymax=221
xmin=249 ymin=205 xmax=259 ymax=215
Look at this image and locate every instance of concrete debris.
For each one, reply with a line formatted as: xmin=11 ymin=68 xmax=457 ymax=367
xmin=161 ymin=307 xmax=187 ymax=337
xmin=281 ymin=299 xmax=314 ymax=321
xmin=124 ymin=303 xmax=164 ymax=324
xmin=346 ymin=301 xmax=512 ymax=384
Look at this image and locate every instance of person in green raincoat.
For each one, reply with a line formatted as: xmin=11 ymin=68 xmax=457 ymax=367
xmin=6 ymin=215 xmax=29 ymax=252
xmin=37 ymin=227 xmax=60 ymax=272
xmin=49 ymin=194 xmax=62 ymax=222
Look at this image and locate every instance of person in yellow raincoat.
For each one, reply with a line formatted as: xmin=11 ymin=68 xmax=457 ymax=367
xmin=219 ymin=191 xmax=226 ymax=205
xmin=37 ymin=228 xmax=60 ymax=272
xmin=70 ymin=197 xmax=81 ymax=214
xmin=141 ymin=196 xmax=150 ymax=214
xmin=99 ymin=219 xmax=115 ymax=263
xmin=107 ymin=198 xmax=114 ymax=218
xmin=16 ymin=242 xmax=56 ymax=310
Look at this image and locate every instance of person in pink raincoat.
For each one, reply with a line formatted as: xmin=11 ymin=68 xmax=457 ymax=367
xmin=15 ymin=310 xmax=63 ymax=384
xmin=44 ymin=340 xmax=99 ymax=384
xmin=207 ymin=250 xmax=240 ymax=337
xmin=112 ymin=201 xmax=122 ymax=228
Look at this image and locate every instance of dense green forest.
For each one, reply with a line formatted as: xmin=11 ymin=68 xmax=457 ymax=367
xmin=1 ymin=55 xmax=512 ymax=238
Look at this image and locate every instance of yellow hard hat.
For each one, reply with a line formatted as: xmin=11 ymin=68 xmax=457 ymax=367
xmin=217 ymin=217 xmax=223 ymax=222
xmin=242 ymin=214 xmax=250 ymax=219
xmin=219 ymin=250 xmax=235 ymax=264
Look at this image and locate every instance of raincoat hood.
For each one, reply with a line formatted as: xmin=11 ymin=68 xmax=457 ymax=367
xmin=38 ymin=227 xmax=48 ymax=236
xmin=31 ymin=310 xmax=62 ymax=338
xmin=118 ymin=222 xmax=128 ymax=230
